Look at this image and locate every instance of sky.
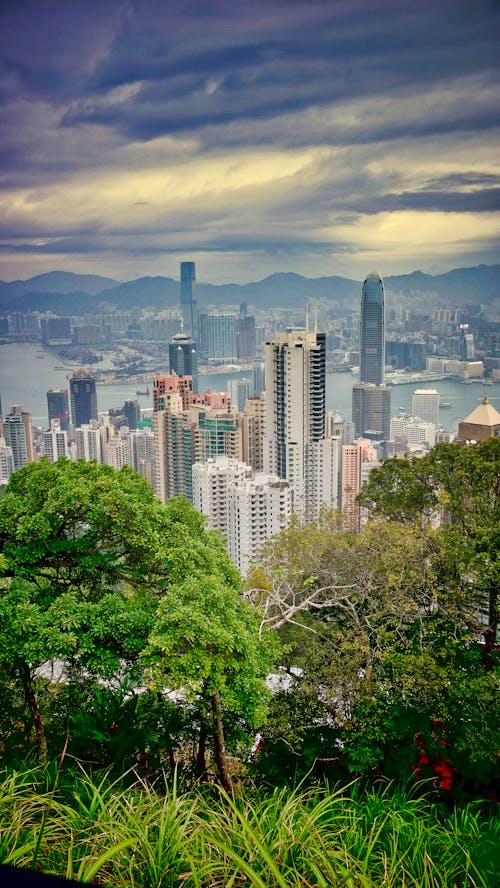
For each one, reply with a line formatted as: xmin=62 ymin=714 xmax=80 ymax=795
xmin=1 ymin=0 xmax=499 ymax=284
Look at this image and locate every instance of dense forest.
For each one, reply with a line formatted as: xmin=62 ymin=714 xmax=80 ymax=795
xmin=0 ymin=441 xmax=498 ymax=886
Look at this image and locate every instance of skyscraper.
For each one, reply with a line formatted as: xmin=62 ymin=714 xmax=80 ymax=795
xmin=263 ymin=328 xmax=339 ymax=520
xmin=360 ymin=272 xmax=385 ymax=384
xmin=3 ymin=405 xmax=34 ymax=471
xmin=180 ymin=261 xmax=198 ymax=342
xmin=412 ymin=389 xmax=440 ymax=426
xmin=353 ymin=272 xmax=391 ymax=440
xmin=47 ymin=387 xmax=70 ymax=432
xmin=169 ymin=330 xmax=198 ymax=392
xmin=206 ymin=313 xmax=238 ymax=364
xmin=70 ymin=368 xmax=98 ymax=428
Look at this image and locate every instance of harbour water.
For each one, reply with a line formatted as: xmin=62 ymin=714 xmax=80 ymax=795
xmin=0 ymin=342 xmax=498 ymax=433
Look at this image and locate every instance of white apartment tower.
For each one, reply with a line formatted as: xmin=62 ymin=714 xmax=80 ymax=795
xmin=263 ymin=328 xmax=339 ymax=520
xmin=75 ymin=422 xmax=102 ymax=463
xmin=42 ymin=420 xmax=69 ymax=462
xmin=193 ymin=456 xmax=292 ymax=576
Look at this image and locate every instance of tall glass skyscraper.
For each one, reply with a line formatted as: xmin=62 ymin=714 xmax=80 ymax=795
xmin=353 ymin=272 xmax=391 ymax=440
xmin=359 ymin=272 xmax=385 ymax=385
xmin=180 ymin=261 xmax=198 ymax=343
xmin=70 ymin=368 xmax=98 ymax=428
xmin=169 ymin=331 xmax=198 ymax=392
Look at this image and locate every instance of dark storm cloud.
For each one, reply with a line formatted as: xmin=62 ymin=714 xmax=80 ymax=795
xmin=0 ymin=0 xmax=499 ymax=279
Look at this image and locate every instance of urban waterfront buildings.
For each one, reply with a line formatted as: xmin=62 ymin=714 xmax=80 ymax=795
xmin=263 ymin=328 xmax=339 ymax=520
xmin=70 ymin=368 xmax=98 ymax=428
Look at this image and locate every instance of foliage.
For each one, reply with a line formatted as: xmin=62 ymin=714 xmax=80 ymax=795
xmin=248 ymin=505 xmax=499 ymax=791
xmin=1 ymin=765 xmax=498 ymax=887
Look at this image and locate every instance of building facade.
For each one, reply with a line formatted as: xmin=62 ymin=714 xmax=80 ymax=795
xmin=70 ymin=369 xmax=98 ymax=428
xmin=47 ymin=387 xmax=70 ymax=433
xmin=180 ymin=261 xmax=198 ymax=342
xmin=263 ymin=328 xmax=338 ymax=520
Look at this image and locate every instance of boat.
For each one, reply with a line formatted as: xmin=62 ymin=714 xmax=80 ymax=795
xmin=136 ymin=385 xmax=150 ymax=396
xmin=36 ymin=352 xmax=45 ymax=359
xmin=439 ymin=402 xmax=452 ymax=408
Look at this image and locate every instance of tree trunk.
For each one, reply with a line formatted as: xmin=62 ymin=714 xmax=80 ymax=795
xmin=195 ymin=723 xmax=208 ymax=780
xmin=211 ymin=690 xmax=233 ymax=794
xmin=20 ymin=662 xmax=47 ymax=762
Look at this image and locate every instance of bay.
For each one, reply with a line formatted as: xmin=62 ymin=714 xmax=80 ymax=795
xmin=0 ymin=342 xmax=497 ymax=433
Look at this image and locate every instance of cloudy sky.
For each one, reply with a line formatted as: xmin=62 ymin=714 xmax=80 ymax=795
xmin=1 ymin=0 xmax=499 ymax=283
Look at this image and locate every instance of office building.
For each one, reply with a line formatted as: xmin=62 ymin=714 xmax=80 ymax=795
xmin=238 ymin=311 xmax=256 ymax=360
xmin=252 ymin=362 xmax=265 ymax=396
xmin=180 ymin=261 xmax=198 ymax=342
xmin=359 ymin=272 xmax=385 ymax=384
xmin=192 ymin=456 xmax=292 ymax=576
xmin=70 ymin=368 xmax=98 ymax=428
xmin=42 ymin=421 xmax=69 ymax=462
xmin=169 ymin=331 xmax=198 ymax=393
xmin=123 ymin=399 xmax=141 ymax=431
xmin=352 ymin=382 xmax=391 ymax=440
xmin=206 ymin=313 xmax=238 ymax=364
xmin=263 ymin=328 xmax=339 ymax=520
xmin=353 ymin=272 xmax=391 ymax=438
xmin=3 ymin=405 xmax=34 ymax=471
xmin=412 ymin=389 xmax=440 ymax=426
xmin=47 ymin=387 xmax=70 ymax=433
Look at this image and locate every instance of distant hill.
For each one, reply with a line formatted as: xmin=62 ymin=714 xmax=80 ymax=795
xmin=0 ymin=265 xmax=497 ymax=313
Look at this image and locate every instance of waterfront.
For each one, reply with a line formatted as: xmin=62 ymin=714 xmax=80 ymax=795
xmin=1 ymin=342 xmax=498 ymax=433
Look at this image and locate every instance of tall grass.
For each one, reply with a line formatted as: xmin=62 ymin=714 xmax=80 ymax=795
xmin=0 ymin=766 xmax=498 ymax=887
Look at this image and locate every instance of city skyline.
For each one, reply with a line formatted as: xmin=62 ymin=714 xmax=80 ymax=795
xmin=0 ymin=1 xmax=499 ymax=286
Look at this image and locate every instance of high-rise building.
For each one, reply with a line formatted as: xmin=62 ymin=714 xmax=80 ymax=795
xmin=263 ymin=328 xmax=339 ymax=520
xmin=352 ymin=382 xmax=391 ymax=440
xmin=360 ymin=272 xmax=385 ymax=384
xmin=0 ymin=438 xmax=14 ymax=483
xmin=123 ymin=399 xmax=141 ymax=431
xmin=70 ymin=368 xmax=98 ymax=428
xmin=42 ymin=420 xmax=69 ymax=462
xmin=192 ymin=456 xmax=292 ymax=576
xmin=341 ymin=438 xmax=378 ymax=530
xmin=229 ymin=377 xmax=252 ymax=413
xmin=412 ymin=389 xmax=440 ymax=426
xmin=47 ymin=387 xmax=70 ymax=432
xmin=3 ymin=405 xmax=34 ymax=471
xmin=75 ymin=422 xmax=102 ymax=463
xmin=241 ymin=395 xmax=266 ymax=471
xmin=353 ymin=272 xmax=391 ymax=439
xmin=180 ymin=261 xmax=198 ymax=342
xmin=169 ymin=331 xmax=198 ymax=392
xmin=238 ymin=314 xmax=256 ymax=360
xmin=206 ymin=313 xmax=238 ymax=364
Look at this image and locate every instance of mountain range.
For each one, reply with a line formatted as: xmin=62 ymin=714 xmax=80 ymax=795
xmin=0 ymin=265 xmax=498 ymax=313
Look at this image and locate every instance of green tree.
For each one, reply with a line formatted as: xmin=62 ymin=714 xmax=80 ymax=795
xmin=0 ymin=459 xmax=164 ymax=760
xmin=359 ymin=440 xmax=500 ymax=652
xmin=144 ymin=505 xmax=276 ymax=793
xmin=248 ymin=509 xmax=499 ymax=789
